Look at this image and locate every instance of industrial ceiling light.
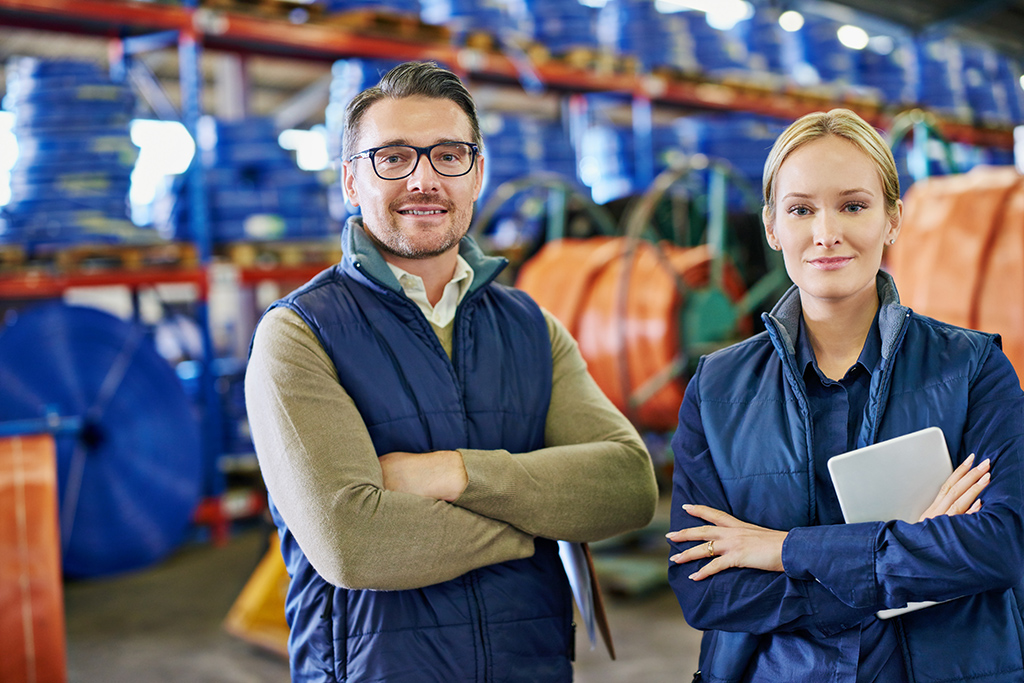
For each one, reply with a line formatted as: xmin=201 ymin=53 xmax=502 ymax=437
xmin=778 ymin=10 xmax=805 ymax=32
xmin=654 ymin=0 xmax=754 ymax=30
xmin=837 ymin=24 xmax=870 ymax=50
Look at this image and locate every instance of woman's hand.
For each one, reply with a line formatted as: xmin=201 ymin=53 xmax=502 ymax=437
xmin=667 ymin=505 xmax=788 ymax=581
xmin=918 ymin=453 xmax=990 ymax=522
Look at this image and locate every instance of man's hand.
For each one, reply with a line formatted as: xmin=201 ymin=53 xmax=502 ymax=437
xmin=379 ymin=450 xmax=468 ymax=502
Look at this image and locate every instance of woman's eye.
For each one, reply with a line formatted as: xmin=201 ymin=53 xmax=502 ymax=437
xmin=845 ymin=203 xmax=867 ymax=213
xmin=789 ymin=206 xmax=810 ymax=216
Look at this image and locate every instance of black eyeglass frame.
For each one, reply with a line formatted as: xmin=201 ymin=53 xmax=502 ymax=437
xmin=346 ymin=142 xmax=481 ymax=180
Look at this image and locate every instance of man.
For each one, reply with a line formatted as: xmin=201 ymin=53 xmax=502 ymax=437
xmin=245 ymin=61 xmax=658 ymax=683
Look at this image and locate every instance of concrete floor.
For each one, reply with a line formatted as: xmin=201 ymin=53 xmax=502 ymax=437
xmin=64 ymin=522 xmax=702 ymax=683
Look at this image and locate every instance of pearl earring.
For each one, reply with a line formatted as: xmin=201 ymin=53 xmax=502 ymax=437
xmin=889 ymin=239 xmax=895 ymax=245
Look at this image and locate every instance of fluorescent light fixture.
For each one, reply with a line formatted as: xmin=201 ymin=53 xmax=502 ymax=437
xmin=655 ymin=0 xmax=753 ymax=30
xmin=278 ymin=126 xmax=329 ymax=172
xmin=131 ymin=119 xmax=195 ymax=176
xmin=129 ymin=119 xmax=196 ymax=225
xmin=779 ymin=10 xmax=804 ymax=32
xmin=0 ymin=112 xmax=15 ymax=207
xmin=837 ymin=24 xmax=870 ymax=50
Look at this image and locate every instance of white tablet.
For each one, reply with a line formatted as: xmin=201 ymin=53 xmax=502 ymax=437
xmin=827 ymin=426 xmax=954 ymax=619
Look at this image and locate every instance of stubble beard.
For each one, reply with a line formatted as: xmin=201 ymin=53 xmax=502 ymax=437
xmin=367 ymin=194 xmax=471 ymax=260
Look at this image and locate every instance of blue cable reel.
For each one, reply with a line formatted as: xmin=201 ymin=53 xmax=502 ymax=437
xmin=0 ymin=302 xmax=203 ymax=578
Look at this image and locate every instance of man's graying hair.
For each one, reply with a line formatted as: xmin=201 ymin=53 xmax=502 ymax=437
xmin=342 ymin=61 xmax=482 ymax=161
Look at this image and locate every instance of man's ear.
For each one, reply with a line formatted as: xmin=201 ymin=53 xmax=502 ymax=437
xmin=471 ymin=154 xmax=485 ymax=202
xmin=342 ymin=162 xmax=360 ymax=208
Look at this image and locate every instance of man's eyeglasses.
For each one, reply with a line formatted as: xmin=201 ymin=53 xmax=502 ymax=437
xmin=347 ymin=142 xmax=480 ymax=180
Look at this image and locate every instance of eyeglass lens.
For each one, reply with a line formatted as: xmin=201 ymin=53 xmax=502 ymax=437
xmin=373 ymin=143 xmax=474 ymax=179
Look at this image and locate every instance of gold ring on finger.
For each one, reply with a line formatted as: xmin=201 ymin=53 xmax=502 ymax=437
xmin=706 ymin=540 xmax=715 ymax=558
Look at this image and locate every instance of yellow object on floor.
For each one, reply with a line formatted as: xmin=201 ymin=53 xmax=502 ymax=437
xmin=223 ymin=534 xmax=290 ymax=657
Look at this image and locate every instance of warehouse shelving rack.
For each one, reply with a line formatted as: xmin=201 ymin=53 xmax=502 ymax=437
xmin=0 ymin=0 xmax=1018 ymax=543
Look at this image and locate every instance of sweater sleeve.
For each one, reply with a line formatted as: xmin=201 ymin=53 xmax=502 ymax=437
xmin=783 ymin=345 xmax=1024 ymax=611
xmin=245 ymin=306 xmax=535 ymax=591
xmin=668 ymin=358 xmax=879 ymax=637
xmin=454 ymin=309 xmax=658 ymax=542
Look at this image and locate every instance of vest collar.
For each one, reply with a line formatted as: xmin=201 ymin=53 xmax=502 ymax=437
xmin=341 ymin=216 xmax=507 ymax=295
xmin=762 ymin=270 xmax=910 ymax=361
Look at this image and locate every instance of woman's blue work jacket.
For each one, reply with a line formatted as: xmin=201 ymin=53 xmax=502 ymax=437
xmin=669 ymin=272 xmax=1024 ymax=683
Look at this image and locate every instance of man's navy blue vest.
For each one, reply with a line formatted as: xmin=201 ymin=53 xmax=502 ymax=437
xmin=266 ymin=221 xmax=573 ymax=682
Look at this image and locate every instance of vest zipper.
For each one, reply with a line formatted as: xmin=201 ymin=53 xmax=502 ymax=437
xmin=467 ymin=572 xmax=490 ymax=681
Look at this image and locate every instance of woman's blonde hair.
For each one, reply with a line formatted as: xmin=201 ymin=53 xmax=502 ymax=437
xmin=762 ymin=108 xmax=900 ymax=225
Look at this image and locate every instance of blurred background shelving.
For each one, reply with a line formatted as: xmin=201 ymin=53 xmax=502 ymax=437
xmin=1 ymin=1 xmax=1022 ymax=681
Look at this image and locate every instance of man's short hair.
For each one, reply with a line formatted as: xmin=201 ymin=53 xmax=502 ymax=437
xmin=342 ymin=61 xmax=482 ymax=161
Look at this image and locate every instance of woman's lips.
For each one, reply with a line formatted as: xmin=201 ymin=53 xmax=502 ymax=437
xmin=808 ymin=256 xmax=853 ymax=270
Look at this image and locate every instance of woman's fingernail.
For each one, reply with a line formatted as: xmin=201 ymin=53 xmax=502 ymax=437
xmin=682 ymin=504 xmax=693 ymax=510
xmin=670 ymin=554 xmax=682 ymax=563
xmin=979 ymin=472 xmax=991 ymax=485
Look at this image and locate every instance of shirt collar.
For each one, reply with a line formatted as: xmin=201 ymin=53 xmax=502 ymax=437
xmin=386 ymin=255 xmax=475 ymax=328
xmin=796 ymin=308 xmax=882 ymax=384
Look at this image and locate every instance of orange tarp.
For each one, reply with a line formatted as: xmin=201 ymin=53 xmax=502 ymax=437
xmin=888 ymin=167 xmax=1024 ymax=386
xmin=0 ymin=433 xmax=67 ymax=683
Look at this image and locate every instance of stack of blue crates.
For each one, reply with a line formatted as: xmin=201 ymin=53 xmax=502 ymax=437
xmin=521 ymin=0 xmax=600 ymax=56
xmin=674 ymin=11 xmax=749 ymax=79
xmin=858 ymin=39 xmax=917 ymax=107
xmin=795 ymin=15 xmax=859 ymax=87
xmin=596 ymin=0 xmax=698 ymax=74
xmin=731 ymin=8 xmax=788 ymax=77
xmin=1 ymin=57 xmax=140 ymax=246
xmin=914 ymin=38 xmax=972 ymax=121
xmin=961 ymin=43 xmax=1015 ymax=127
xmin=166 ymin=117 xmax=331 ymax=243
xmin=998 ymin=56 xmax=1024 ymax=124
xmin=315 ymin=0 xmax=421 ymax=15
xmin=420 ymin=0 xmax=530 ymax=44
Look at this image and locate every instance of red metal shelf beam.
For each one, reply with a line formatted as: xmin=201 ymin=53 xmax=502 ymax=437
xmin=0 ymin=268 xmax=207 ymax=299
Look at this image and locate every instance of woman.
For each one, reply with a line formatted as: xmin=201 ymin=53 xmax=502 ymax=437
xmin=667 ymin=108 xmax=1024 ymax=682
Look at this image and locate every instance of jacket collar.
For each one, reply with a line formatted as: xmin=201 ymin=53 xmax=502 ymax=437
xmin=763 ymin=270 xmax=909 ymax=362
xmin=341 ymin=216 xmax=507 ymax=296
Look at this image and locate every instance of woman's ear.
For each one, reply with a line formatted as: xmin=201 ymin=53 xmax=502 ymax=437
xmin=763 ymin=208 xmax=780 ymax=251
xmin=886 ymin=198 xmax=903 ymax=245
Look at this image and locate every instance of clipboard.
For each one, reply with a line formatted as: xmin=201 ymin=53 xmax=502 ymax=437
xmin=558 ymin=541 xmax=615 ymax=659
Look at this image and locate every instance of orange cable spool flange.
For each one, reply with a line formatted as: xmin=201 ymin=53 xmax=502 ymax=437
xmin=0 ymin=433 xmax=67 ymax=683
xmin=518 ymin=237 xmax=749 ymax=431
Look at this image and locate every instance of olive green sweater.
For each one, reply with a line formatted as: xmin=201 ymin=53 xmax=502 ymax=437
xmin=245 ymin=305 xmax=658 ymax=591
